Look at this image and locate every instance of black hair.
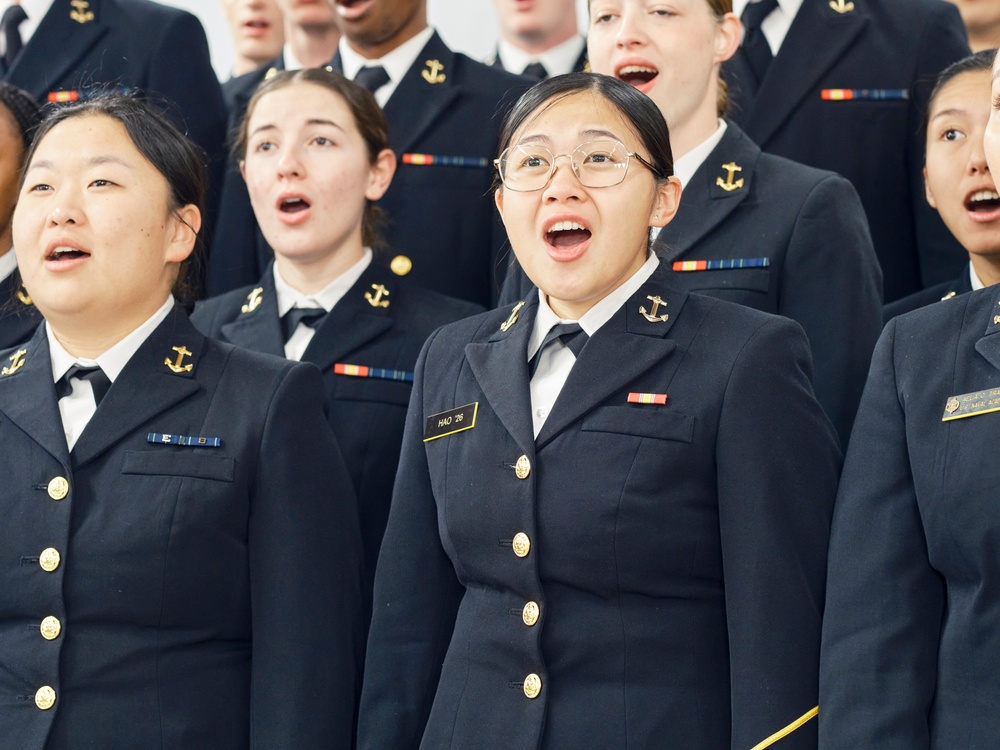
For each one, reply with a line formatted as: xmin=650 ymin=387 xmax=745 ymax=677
xmin=236 ymin=67 xmax=390 ymax=249
xmin=926 ymin=49 xmax=997 ymax=132
xmin=23 ymin=92 xmax=207 ymax=304
xmin=0 ymin=81 xmax=41 ymax=154
xmin=496 ymin=72 xmax=674 ymax=188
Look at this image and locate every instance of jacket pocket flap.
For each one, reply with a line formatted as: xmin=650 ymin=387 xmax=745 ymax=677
xmin=121 ymin=450 xmax=235 ymax=482
xmin=581 ymin=405 xmax=695 ymax=443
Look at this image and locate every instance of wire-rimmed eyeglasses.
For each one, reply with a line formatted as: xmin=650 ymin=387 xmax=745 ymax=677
xmin=494 ymin=140 xmax=660 ymax=192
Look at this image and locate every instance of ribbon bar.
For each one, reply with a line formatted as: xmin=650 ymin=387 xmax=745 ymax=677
xmin=147 ymin=433 xmax=222 ymax=447
xmin=402 ymin=153 xmax=490 ymax=168
xmin=673 ymin=258 xmax=770 ymax=272
xmin=334 ymin=363 xmax=414 ymax=382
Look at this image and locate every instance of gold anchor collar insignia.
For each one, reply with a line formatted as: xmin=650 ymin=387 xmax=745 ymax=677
xmin=70 ymin=0 xmax=95 ymax=23
xmin=716 ymin=162 xmax=744 ymax=192
xmin=364 ymin=283 xmax=390 ymax=308
xmin=2 ymin=349 xmax=26 ymax=375
xmin=500 ymin=301 xmax=525 ymax=332
xmin=829 ymin=0 xmax=855 ymax=13
xmin=241 ymin=287 xmax=263 ymax=314
xmin=421 ymin=59 xmax=446 ymax=84
xmin=639 ymin=295 xmax=669 ymax=323
xmin=164 ymin=346 xmax=194 ymax=373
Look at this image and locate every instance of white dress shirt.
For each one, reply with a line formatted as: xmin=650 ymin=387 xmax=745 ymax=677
xmin=273 ymin=248 xmax=372 ymax=361
xmin=337 ymin=25 xmax=435 ymax=108
xmin=0 ymin=0 xmax=54 ymax=56
xmin=733 ymin=0 xmax=803 ymax=55
xmin=49 ymin=295 xmax=174 ymax=451
xmin=970 ymin=261 xmax=985 ymax=291
xmin=496 ymin=34 xmax=585 ymax=79
xmin=528 ymin=253 xmax=660 ymax=436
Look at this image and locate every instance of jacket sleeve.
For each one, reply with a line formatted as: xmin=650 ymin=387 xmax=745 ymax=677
xmin=779 ymin=172 xmax=882 ymax=448
xmin=356 ymin=327 xmax=466 ymax=750
xmin=716 ymin=316 xmax=842 ymax=749
xmin=819 ymin=320 xmax=944 ymax=748
xmin=249 ymin=361 xmax=364 ymax=750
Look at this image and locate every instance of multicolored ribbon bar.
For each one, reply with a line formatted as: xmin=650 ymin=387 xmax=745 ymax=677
xmin=48 ymin=86 xmax=133 ymax=103
xmin=402 ymin=153 xmax=490 ymax=168
xmin=334 ymin=363 xmax=414 ymax=382
xmin=672 ymin=258 xmax=770 ymax=272
xmin=821 ymin=88 xmax=909 ymax=101
xmin=628 ymin=392 xmax=667 ymax=405
xmin=147 ymin=433 xmax=222 ymax=447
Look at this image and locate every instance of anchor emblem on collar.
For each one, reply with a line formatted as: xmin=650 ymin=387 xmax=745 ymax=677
xmin=164 ymin=346 xmax=194 ymax=373
xmin=716 ymin=162 xmax=745 ymax=192
xmin=639 ymin=295 xmax=669 ymax=323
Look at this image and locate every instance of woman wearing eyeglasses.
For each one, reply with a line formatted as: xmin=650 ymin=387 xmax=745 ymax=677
xmin=502 ymin=0 xmax=882 ymax=448
xmin=356 ymin=72 xmax=841 ymax=750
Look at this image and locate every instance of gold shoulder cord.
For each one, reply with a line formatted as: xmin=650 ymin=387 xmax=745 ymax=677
xmin=750 ymin=706 xmax=819 ymax=750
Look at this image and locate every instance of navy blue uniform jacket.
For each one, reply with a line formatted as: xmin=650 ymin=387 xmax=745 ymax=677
xmin=883 ymin=266 xmax=973 ymax=324
xmin=820 ymin=284 xmax=1000 ymax=747
xmin=0 ymin=271 xmax=40 ymax=350
xmin=192 ymin=263 xmax=482 ymax=617
xmin=0 ymin=308 xmax=363 ymax=749
xmin=723 ymin=0 xmax=970 ymax=301
xmin=503 ymin=122 xmax=881 ymax=447
xmin=209 ymin=32 xmax=529 ymax=305
xmin=358 ymin=262 xmax=841 ymax=749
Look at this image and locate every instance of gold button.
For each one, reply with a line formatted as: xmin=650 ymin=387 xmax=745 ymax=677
xmin=390 ymin=255 xmax=412 ymax=276
xmin=39 ymin=616 xmax=61 ymax=641
xmin=39 ymin=548 xmax=61 ymax=573
xmin=514 ymin=455 xmax=531 ymax=480
xmin=522 ymin=601 xmax=539 ymax=626
xmin=512 ymin=532 xmax=530 ymax=558
xmin=523 ymin=673 xmax=542 ymax=699
xmin=35 ymin=686 xmax=56 ymax=710
xmin=47 ymin=476 xmax=69 ymax=500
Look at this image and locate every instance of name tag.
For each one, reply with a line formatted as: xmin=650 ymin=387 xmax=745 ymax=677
xmin=424 ymin=402 xmax=478 ymax=442
xmin=941 ymin=387 xmax=1000 ymax=421
xmin=147 ymin=433 xmax=223 ymax=447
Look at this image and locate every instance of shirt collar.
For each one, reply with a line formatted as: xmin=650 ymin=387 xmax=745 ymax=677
xmin=0 ymin=249 xmax=16 ymax=284
xmin=497 ymin=35 xmax=585 ymax=78
xmin=281 ymin=43 xmax=303 ymax=71
xmin=47 ymin=295 xmax=175 ymax=384
xmin=528 ymin=253 xmax=660 ymax=358
xmin=672 ymin=119 xmax=727 ymax=189
xmin=338 ymin=25 xmax=435 ymax=85
xmin=970 ymin=261 xmax=985 ymax=291
xmin=273 ymin=248 xmax=373 ymax=317
xmin=733 ymin=0 xmax=803 ymax=19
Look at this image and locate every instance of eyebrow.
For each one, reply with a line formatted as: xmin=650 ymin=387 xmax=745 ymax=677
xmin=249 ymin=118 xmax=346 ymax=137
xmin=929 ymin=107 xmax=969 ymax=122
xmin=516 ymin=127 xmax=626 ymax=146
xmin=27 ymin=154 xmax=135 ymax=172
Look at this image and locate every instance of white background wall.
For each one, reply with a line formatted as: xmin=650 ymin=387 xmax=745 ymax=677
xmin=156 ymin=0 xmax=589 ymax=80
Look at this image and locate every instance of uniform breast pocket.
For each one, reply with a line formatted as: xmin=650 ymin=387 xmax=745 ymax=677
xmin=581 ymin=405 xmax=695 ymax=443
xmin=678 ymin=267 xmax=770 ymax=294
xmin=121 ymin=450 xmax=236 ymax=482
xmin=333 ymin=376 xmax=412 ymax=406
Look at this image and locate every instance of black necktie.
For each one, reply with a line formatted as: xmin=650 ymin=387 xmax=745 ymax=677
xmin=521 ymin=61 xmax=548 ymax=81
xmin=55 ymin=365 xmax=112 ymax=407
xmin=740 ymin=0 xmax=779 ymax=86
xmin=2 ymin=3 xmax=27 ymax=71
xmin=354 ymin=65 xmax=390 ymax=94
xmin=281 ymin=307 xmax=327 ymax=342
xmin=528 ymin=323 xmax=588 ymax=378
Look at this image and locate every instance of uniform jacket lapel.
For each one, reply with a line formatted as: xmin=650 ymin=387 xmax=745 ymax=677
xmin=656 ymin=123 xmax=759 ymax=261
xmin=464 ymin=296 xmax=537 ymax=456
xmin=0 ymin=326 xmax=70 ymax=466
xmin=332 ymin=32 xmax=463 ymax=155
xmin=302 ymin=265 xmax=396 ymax=373
xmin=8 ymin=0 xmax=110 ymax=98
xmin=71 ymin=308 xmax=204 ymax=468
xmin=535 ymin=266 xmax=685 ymax=449
xmin=736 ymin=0 xmax=868 ymax=147
xmin=974 ymin=287 xmax=1000 ymax=372
xmin=219 ymin=269 xmax=284 ymax=357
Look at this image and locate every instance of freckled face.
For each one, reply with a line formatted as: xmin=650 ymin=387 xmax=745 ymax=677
xmin=495 ymin=91 xmax=679 ymax=319
xmin=12 ymin=114 xmax=196 ymax=330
